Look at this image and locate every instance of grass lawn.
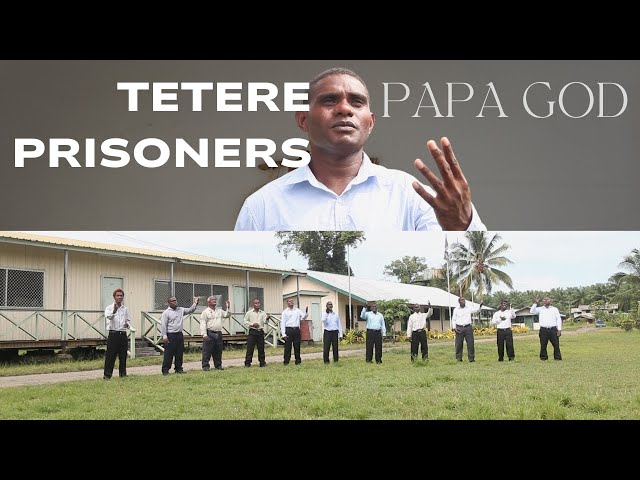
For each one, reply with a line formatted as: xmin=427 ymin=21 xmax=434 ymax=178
xmin=0 ymin=328 xmax=638 ymax=419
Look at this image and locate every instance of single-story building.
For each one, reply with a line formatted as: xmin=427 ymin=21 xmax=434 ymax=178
xmin=0 ymin=232 xmax=304 ymax=354
xmin=282 ymin=270 xmax=490 ymax=340
xmin=514 ymin=306 xmax=567 ymax=330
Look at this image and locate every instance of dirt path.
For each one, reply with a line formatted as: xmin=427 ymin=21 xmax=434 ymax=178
xmin=0 ymin=327 xmax=595 ymax=389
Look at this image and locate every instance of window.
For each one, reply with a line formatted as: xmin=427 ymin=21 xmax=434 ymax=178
xmin=154 ymin=281 xmax=170 ymax=310
xmin=0 ymin=268 xmax=44 ymax=308
xmin=154 ymin=280 xmax=228 ymax=311
xmin=249 ymin=287 xmax=264 ymax=307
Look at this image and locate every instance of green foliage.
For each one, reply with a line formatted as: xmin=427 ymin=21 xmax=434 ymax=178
xmin=619 ymin=318 xmax=635 ymax=331
xmin=275 ymin=232 xmax=365 ymax=274
xmin=383 ymin=256 xmax=428 ymax=284
xmin=340 ymin=329 xmax=365 ymax=345
xmin=375 ymin=299 xmax=411 ymax=333
xmin=450 ymin=232 xmax=514 ymax=299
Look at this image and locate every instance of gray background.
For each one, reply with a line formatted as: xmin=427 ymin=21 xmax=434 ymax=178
xmin=1 ymin=60 xmax=638 ymax=230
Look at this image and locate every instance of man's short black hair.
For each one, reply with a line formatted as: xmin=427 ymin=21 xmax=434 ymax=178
xmin=308 ymin=67 xmax=370 ymax=102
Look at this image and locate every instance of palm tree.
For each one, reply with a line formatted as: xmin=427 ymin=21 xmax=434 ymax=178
xmin=610 ymin=248 xmax=640 ymax=286
xmin=450 ymin=232 xmax=514 ymax=300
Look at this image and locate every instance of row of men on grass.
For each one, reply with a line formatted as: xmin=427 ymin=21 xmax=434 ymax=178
xmin=102 ymin=289 xmax=563 ymax=379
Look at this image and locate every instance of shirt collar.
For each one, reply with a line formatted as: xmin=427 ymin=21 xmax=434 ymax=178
xmin=282 ymin=152 xmax=378 ymax=192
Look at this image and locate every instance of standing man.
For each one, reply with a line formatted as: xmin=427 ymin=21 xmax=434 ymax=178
xmin=322 ymin=301 xmax=343 ymax=364
xmin=244 ymin=298 xmax=268 ymax=368
xmin=407 ymin=302 xmax=433 ymax=362
xmin=491 ymin=300 xmax=516 ymax=362
xmin=360 ymin=302 xmax=386 ymax=364
xmin=160 ymin=296 xmax=199 ymax=375
xmin=531 ymin=296 xmax=563 ymax=361
xmin=103 ymin=288 xmax=131 ymax=380
xmin=451 ymin=297 xmax=482 ymax=362
xmin=235 ymin=67 xmax=486 ymax=232
xmin=281 ymin=299 xmax=308 ymax=365
xmin=200 ymin=296 xmax=230 ymax=371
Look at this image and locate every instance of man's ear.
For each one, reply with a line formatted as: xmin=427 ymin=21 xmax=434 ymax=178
xmin=295 ymin=111 xmax=308 ymax=132
xmin=369 ymin=112 xmax=376 ymax=134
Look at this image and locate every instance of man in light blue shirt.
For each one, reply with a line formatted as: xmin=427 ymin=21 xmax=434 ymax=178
xmin=235 ymin=67 xmax=486 ymax=231
xmin=322 ymin=301 xmax=343 ymax=364
xmin=360 ymin=302 xmax=386 ymax=364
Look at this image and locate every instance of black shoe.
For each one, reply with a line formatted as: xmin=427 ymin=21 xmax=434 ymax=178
xmin=215 ymin=367 xmax=224 ymax=370
xmin=554 ymin=358 xmax=562 ymax=361
xmin=469 ymin=360 xmax=475 ymax=363
xmin=119 ymin=374 xmax=128 ymax=377
xmin=162 ymin=372 xmax=169 ymax=376
xmin=376 ymin=361 xmax=382 ymax=364
xmin=498 ymin=359 xmax=504 ymax=362
xmin=540 ymin=358 xmax=548 ymax=361
xmin=259 ymin=363 xmax=267 ymax=367
xmin=103 ymin=376 xmax=111 ymax=380
xmin=244 ymin=364 xmax=251 ymax=368
xmin=295 ymin=363 xmax=302 ymax=366
xmin=324 ymin=361 xmax=330 ymax=365
xmin=366 ymin=361 xmax=373 ymax=364
xmin=509 ymin=358 xmax=514 ymax=361
xmin=283 ymin=362 xmax=289 ymax=366
xmin=457 ymin=359 xmax=463 ymax=362
xmin=202 ymin=367 xmax=210 ymax=371
xmin=175 ymin=370 xmax=185 ymax=374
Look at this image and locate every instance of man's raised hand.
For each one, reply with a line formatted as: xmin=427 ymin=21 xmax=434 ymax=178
xmin=412 ymin=137 xmax=473 ymax=230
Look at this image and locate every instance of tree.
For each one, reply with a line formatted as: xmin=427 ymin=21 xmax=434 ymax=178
xmin=275 ymin=232 xmax=365 ymax=274
xmin=610 ymin=248 xmax=640 ymax=287
xmin=450 ymin=232 xmax=514 ymax=300
xmin=375 ymin=299 xmax=411 ymax=334
xmin=383 ymin=256 xmax=428 ymax=284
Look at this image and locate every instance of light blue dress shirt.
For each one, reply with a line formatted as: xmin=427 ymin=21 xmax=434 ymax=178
xmin=235 ymin=153 xmax=486 ymax=231
xmin=360 ymin=309 xmax=386 ymax=336
xmin=322 ymin=311 xmax=343 ymax=337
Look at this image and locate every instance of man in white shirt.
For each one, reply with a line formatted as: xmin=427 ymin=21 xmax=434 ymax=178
xmin=234 ymin=67 xmax=486 ymax=232
xmin=103 ymin=288 xmax=131 ymax=380
xmin=407 ymin=302 xmax=433 ymax=362
xmin=530 ymin=296 xmax=563 ymax=361
xmin=322 ymin=301 xmax=343 ymax=364
xmin=490 ymin=300 xmax=516 ymax=362
xmin=200 ymin=296 xmax=231 ymax=371
xmin=160 ymin=296 xmax=200 ymax=375
xmin=281 ymin=299 xmax=308 ymax=365
xmin=451 ymin=297 xmax=483 ymax=362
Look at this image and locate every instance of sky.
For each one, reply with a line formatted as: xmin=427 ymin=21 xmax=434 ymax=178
xmin=19 ymin=231 xmax=639 ymax=294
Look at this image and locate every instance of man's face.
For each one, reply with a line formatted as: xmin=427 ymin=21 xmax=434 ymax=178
xmin=326 ymin=302 xmax=333 ymax=312
xmin=253 ymin=299 xmax=261 ymax=310
xmin=500 ymin=301 xmax=508 ymax=311
xmin=371 ymin=303 xmax=377 ymax=313
xmin=287 ymin=299 xmax=294 ymax=308
xmin=413 ymin=304 xmax=420 ymax=312
xmin=114 ymin=292 xmax=124 ymax=304
xmin=459 ymin=298 xmax=466 ymax=307
xmin=543 ymin=297 xmax=551 ymax=307
xmin=296 ymin=74 xmax=375 ymax=155
xmin=168 ymin=297 xmax=177 ymax=309
xmin=208 ymin=297 xmax=217 ymax=309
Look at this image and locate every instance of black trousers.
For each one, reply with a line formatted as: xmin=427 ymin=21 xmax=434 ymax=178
xmin=497 ymin=328 xmax=515 ymax=361
xmin=283 ymin=326 xmax=302 ymax=365
xmin=245 ymin=329 xmax=266 ymax=366
xmin=539 ymin=327 xmax=562 ymax=360
xmin=410 ymin=329 xmax=428 ymax=361
xmin=455 ymin=324 xmax=475 ymax=361
xmin=202 ymin=330 xmax=223 ymax=369
xmin=162 ymin=331 xmax=184 ymax=373
xmin=366 ymin=329 xmax=383 ymax=363
xmin=104 ymin=330 xmax=128 ymax=378
xmin=323 ymin=329 xmax=339 ymax=363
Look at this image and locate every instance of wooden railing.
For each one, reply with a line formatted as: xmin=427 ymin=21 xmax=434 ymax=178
xmin=141 ymin=311 xmax=283 ymax=350
xmin=0 ymin=309 xmax=136 ymax=357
